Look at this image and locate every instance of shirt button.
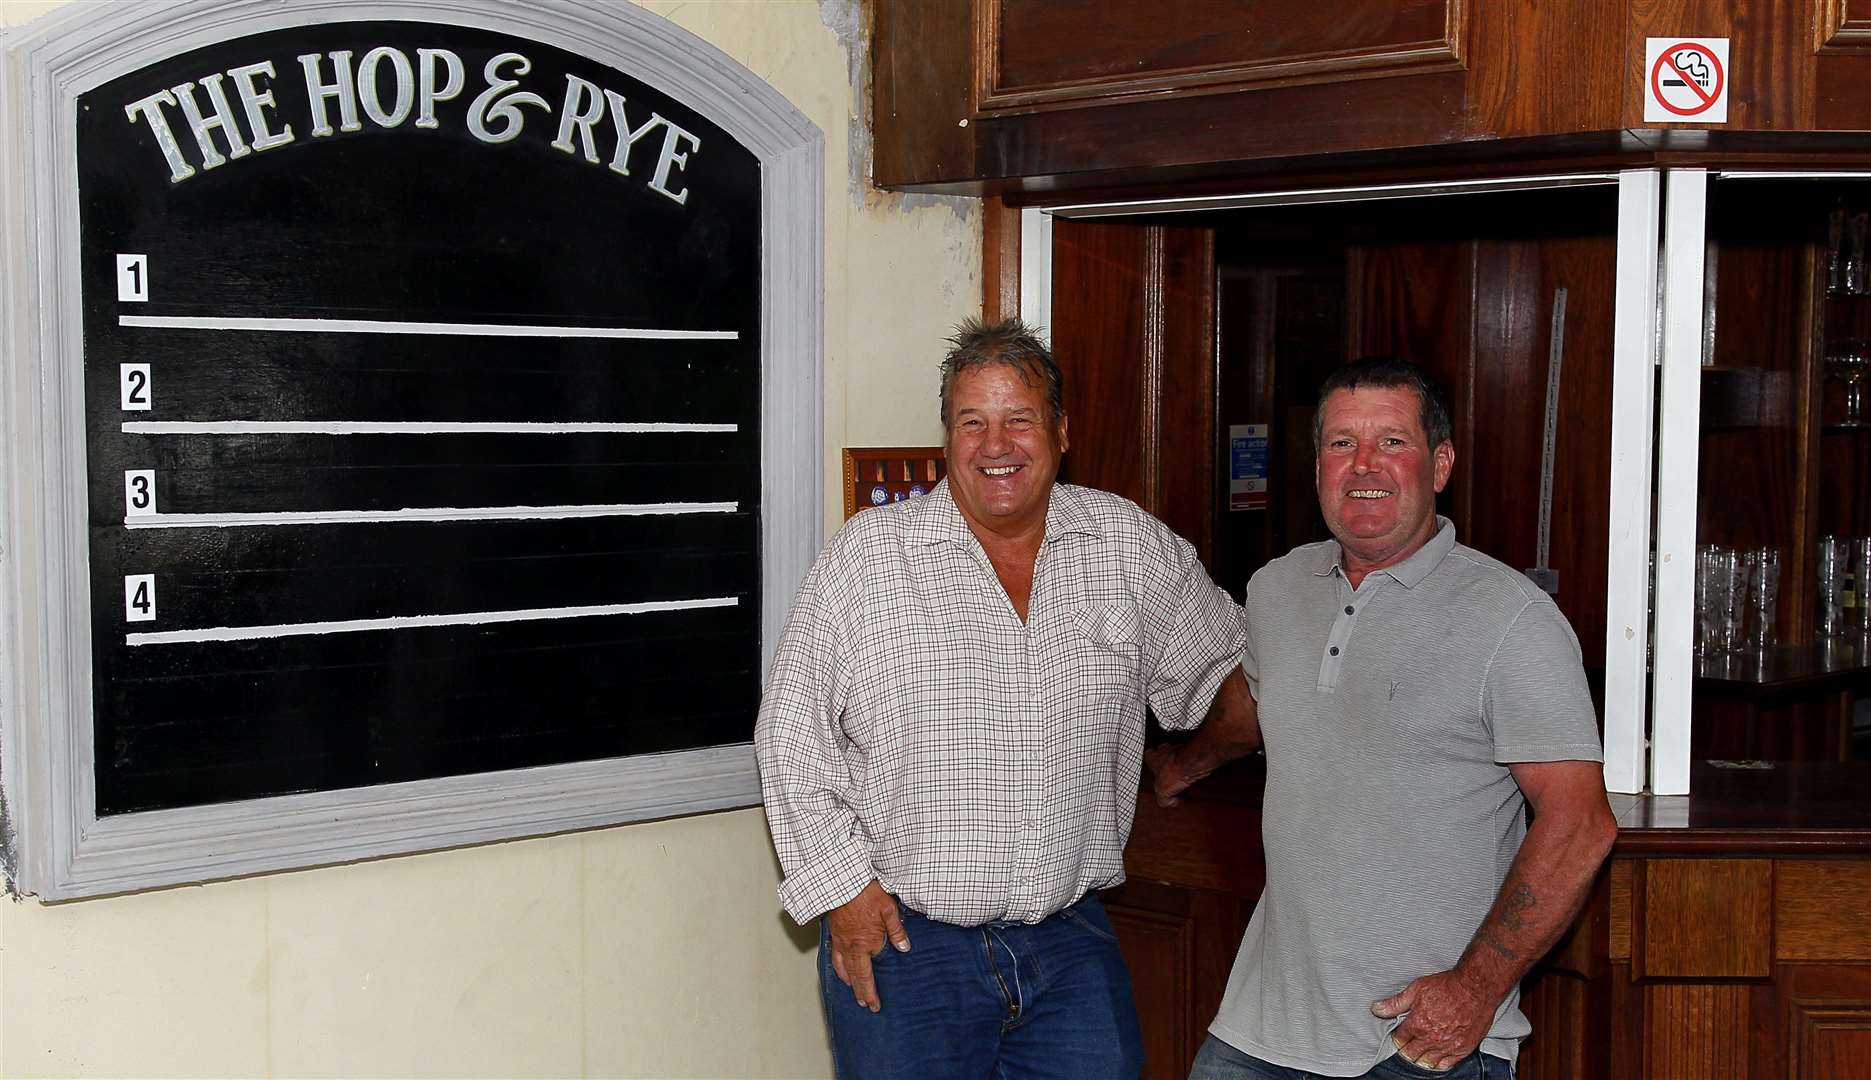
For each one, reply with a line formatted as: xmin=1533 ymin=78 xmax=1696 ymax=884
xmin=1345 ymin=606 xmax=1354 ymax=615
xmin=1329 ymin=646 xmax=1340 ymax=656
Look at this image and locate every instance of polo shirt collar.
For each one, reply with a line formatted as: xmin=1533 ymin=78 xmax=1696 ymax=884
xmin=907 ymin=479 xmax=1102 ymax=547
xmin=1312 ymin=516 xmax=1457 ymax=588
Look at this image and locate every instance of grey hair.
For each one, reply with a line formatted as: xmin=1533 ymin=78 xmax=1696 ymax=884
xmin=1312 ymin=357 xmax=1454 ymax=452
xmin=938 ymin=317 xmax=1065 ymax=427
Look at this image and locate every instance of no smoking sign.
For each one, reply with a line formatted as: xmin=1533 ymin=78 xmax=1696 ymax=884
xmin=1646 ymin=38 xmax=1729 ymax=123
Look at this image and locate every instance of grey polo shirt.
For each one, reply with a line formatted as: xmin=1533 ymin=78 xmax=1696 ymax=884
xmin=1209 ymin=518 xmax=1603 ymax=1076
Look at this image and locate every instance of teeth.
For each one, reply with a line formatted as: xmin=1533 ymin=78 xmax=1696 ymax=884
xmin=982 ymin=465 xmax=1020 ymax=476
xmin=1348 ymin=489 xmax=1390 ymax=499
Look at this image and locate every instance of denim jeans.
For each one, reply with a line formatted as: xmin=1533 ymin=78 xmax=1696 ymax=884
xmin=819 ymin=893 xmax=1143 ymax=1080
xmin=1189 ymin=1035 xmax=1514 ymax=1080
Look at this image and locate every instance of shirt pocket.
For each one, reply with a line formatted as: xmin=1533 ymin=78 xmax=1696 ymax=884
xmin=1069 ymin=601 xmax=1144 ymax=655
xmin=1065 ymin=601 xmax=1146 ymax=704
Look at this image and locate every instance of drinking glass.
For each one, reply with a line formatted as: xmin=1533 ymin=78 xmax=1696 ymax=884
xmin=1853 ymin=537 xmax=1871 ymax=631
xmin=1828 ymin=207 xmax=1847 ymax=295
xmin=1817 ymin=536 xmax=1847 ymax=637
xmin=1848 ymin=213 xmax=1869 ymax=295
xmin=1696 ymin=545 xmax=1736 ymax=656
xmin=1828 ymin=340 xmax=1869 ymax=425
xmin=1745 ymin=547 xmax=1779 ymax=649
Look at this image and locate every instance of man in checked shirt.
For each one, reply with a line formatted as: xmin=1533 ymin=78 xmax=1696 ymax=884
xmin=755 ymin=317 xmax=1253 ymax=1080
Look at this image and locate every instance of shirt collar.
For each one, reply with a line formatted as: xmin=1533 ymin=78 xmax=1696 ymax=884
xmin=906 ymin=479 xmax=1103 ymax=547
xmin=1312 ymin=516 xmax=1457 ymax=588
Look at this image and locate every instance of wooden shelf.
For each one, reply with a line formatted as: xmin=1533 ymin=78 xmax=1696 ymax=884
xmin=1611 ymin=759 xmax=1871 ymax=854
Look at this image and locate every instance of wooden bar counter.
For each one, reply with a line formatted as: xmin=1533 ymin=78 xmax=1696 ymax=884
xmin=1527 ymin=759 xmax=1871 ymax=1080
xmin=1109 ymin=758 xmax=1871 ymax=1080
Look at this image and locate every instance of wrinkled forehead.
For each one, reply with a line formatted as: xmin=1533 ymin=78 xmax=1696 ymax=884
xmin=948 ymin=359 xmax=1051 ymax=411
xmin=1320 ymin=385 xmax=1429 ymax=437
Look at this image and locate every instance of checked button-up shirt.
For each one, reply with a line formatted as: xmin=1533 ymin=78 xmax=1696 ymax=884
xmin=755 ymin=480 xmax=1244 ymax=927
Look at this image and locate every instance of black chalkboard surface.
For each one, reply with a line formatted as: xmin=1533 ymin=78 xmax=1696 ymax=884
xmin=77 ymin=21 xmax=762 ymax=814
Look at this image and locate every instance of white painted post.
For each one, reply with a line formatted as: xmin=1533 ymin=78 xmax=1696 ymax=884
xmin=1650 ymin=169 xmax=1710 ymax=796
xmin=1019 ymin=206 xmax=1054 ymax=342
xmin=1603 ymin=169 xmax=1662 ymax=795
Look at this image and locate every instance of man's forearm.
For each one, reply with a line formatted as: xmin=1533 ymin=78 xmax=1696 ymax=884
xmin=1453 ymin=803 xmax=1617 ymax=999
xmin=1165 ymin=667 xmax=1261 ymax=786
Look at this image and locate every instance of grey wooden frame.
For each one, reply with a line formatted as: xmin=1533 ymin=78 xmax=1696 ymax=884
xmin=0 ymin=0 xmax=822 ymax=899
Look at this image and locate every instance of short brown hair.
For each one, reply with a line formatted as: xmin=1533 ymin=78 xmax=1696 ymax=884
xmin=1313 ymin=357 xmax=1453 ymax=452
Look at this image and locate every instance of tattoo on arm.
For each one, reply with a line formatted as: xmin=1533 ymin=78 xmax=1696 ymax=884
xmin=1479 ymin=928 xmax=1519 ymax=962
xmin=1501 ymin=882 xmax=1536 ymax=931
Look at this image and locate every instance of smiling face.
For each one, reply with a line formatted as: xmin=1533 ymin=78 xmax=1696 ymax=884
xmin=1315 ymin=385 xmax=1455 ymax=579
xmin=944 ymin=362 xmax=1068 ymax=541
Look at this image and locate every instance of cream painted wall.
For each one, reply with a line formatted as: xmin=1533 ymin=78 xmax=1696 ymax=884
xmin=0 ymin=1 xmax=979 ymax=1076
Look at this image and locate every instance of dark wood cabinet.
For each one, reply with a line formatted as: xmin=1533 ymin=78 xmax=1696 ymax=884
xmin=874 ymin=1 xmax=1871 ymax=197
xmin=1547 ymin=762 xmax=1871 ymax=1080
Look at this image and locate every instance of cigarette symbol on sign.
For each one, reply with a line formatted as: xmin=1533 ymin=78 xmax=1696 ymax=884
xmin=1648 ymin=40 xmax=1726 ymax=118
xmin=1663 ymin=49 xmax=1713 ymax=91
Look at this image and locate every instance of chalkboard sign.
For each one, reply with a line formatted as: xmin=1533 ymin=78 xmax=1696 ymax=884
xmin=2 ymin=0 xmax=819 ymax=899
xmin=75 ymin=21 xmax=762 ymax=814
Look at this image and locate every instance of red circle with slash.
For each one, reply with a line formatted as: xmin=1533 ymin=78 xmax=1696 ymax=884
xmin=1650 ymin=43 xmax=1725 ymax=117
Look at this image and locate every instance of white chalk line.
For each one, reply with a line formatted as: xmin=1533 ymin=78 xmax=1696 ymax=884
xmin=123 ymin=501 xmax=740 ymax=529
xmin=122 ymin=420 xmax=736 ymax=435
xmin=125 ymin=596 xmax=741 ymax=646
xmin=119 ymin=315 xmax=738 ymax=340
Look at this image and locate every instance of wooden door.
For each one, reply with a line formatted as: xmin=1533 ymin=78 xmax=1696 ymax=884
xmin=1050 ymin=217 xmax=1219 ymax=564
xmin=1050 ymin=216 xmax=1261 ymax=1078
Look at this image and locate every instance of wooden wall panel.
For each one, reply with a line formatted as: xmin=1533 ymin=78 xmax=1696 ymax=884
xmin=1776 ymin=859 xmax=1871 ymax=960
xmin=1814 ymin=53 xmax=1871 ymax=128
xmin=1051 ymin=219 xmax=1152 ymax=506
xmin=1157 ymin=230 xmax=1218 ymax=565
xmin=1049 ymin=219 xmax=1217 ymax=563
xmin=1791 ymin=1003 xmax=1871 ymax=1080
xmin=1469 ymin=0 xmax=1623 ymax=136
xmin=1107 ymin=905 xmax=1196 ymax=1080
xmin=1772 ymin=965 xmax=1871 ymax=1080
xmin=982 ymin=0 xmax=1460 ymax=111
xmin=1124 ymin=794 xmax=1263 ymax=897
xmin=1105 ymin=873 xmax=1260 ymax=1080
xmin=1609 ymin=858 xmax=1633 ymax=961
xmin=1347 ymin=240 xmax=1472 ymax=389
xmin=1642 ymin=982 xmax=1752 ymax=1080
xmin=972 ymin=72 xmax=1471 ymax=188
xmin=983 ymin=196 xmax=1022 ymax=321
xmin=1635 ymin=858 xmax=1773 ymax=978
xmin=1518 ymin=970 xmax=1602 ymax=1080
xmin=871 ymin=0 xmax=975 ymax=188
xmin=1814 ymin=428 xmax=1871 ymax=537
xmin=1348 ymin=238 xmax=1475 ymax=528
xmin=1623 ymin=0 xmax=1813 ymax=130
xmin=1519 ymin=869 xmax=1614 ymax=1080
xmin=1817 ymin=0 xmax=1871 ymax=50
xmin=1465 ymin=227 xmax=1619 ymax=668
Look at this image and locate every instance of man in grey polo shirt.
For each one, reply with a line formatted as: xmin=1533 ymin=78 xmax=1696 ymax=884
xmin=1149 ymin=358 xmax=1618 ymax=1079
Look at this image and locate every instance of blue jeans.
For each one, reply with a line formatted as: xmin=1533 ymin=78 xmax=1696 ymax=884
xmin=820 ymin=893 xmax=1143 ymax=1080
xmin=1189 ymin=1035 xmax=1513 ymax=1080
